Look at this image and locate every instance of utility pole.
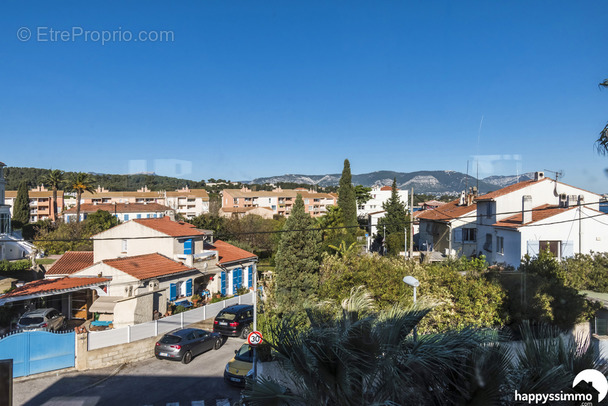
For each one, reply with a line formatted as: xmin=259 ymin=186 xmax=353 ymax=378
xmin=252 ymin=262 xmax=258 ymax=379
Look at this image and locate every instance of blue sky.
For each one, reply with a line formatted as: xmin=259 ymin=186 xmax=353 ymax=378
xmin=1 ymin=1 xmax=607 ymax=192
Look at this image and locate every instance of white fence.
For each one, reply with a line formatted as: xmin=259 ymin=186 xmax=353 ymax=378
xmin=88 ymin=292 xmax=254 ymax=350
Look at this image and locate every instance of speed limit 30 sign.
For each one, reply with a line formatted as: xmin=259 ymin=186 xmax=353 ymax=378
xmin=247 ymin=330 xmax=263 ymax=347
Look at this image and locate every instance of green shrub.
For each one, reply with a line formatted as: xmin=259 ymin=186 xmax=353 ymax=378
xmin=0 ymin=260 xmax=31 ymax=272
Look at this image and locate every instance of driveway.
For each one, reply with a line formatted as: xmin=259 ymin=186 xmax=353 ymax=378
xmin=14 ymin=336 xmax=247 ymax=406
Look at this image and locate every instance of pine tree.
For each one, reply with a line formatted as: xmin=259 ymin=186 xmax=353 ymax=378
xmin=338 ymin=159 xmax=357 ymax=234
xmin=378 ymin=178 xmax=409 ymax=254
xmin=12 ymin=181 xmax=30 ymax=228
xmin=274 ymin=194 xmax=322 ymax=315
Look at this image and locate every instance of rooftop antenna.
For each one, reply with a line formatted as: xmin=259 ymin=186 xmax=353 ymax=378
xmin=543 ymin=169 xmax=564 ymax=183
xmin=476 ymin=115 xmax=483 ymax=193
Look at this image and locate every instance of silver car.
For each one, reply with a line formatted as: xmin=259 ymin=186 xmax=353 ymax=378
xmin=16 ymin=308 xmax=66 ymax=332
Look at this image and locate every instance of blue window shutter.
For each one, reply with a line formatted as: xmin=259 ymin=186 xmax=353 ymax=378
xmin=137 ymin=214 xmax=142 ymax=219
xmin=221 ymin=271 xmax=226 ymax=296
xmin=562 ymin=241 xmax=574 ymax=258
xmin=527 ymin=241 xmax=540 ymax=257
xmin=169 ymin=283 xmax=177 ymax=301
xmin=124 ymin=214 xmax=129 ymax=221
xmin=248 ymin=266 xmax=253 ymax=288
xmin=184 ymin=239 xmax=192 ymax=255
xmin=147 ymin=214 xmax=151 ymax=218
xmin=186 ymin=279 xmax=193 ymax=296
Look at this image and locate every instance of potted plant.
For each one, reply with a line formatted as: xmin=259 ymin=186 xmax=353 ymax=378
xmin=191 ymin=294 xmax=202 ymax=306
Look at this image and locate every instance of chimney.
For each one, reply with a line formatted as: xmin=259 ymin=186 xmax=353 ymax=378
xmin=459 ymin=191 xmax=466 ymax=206
xmin=534 ymin=171 xmax=545 ymax=181
xmin=522 ymin=195 xmax=532 ymax=224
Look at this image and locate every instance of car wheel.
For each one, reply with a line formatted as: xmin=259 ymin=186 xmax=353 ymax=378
xmin=241 ymin=325 xmax=251 ymax=339
xmin=214 ymin=338 xmax=221 ymax=350
xmin=182 ymin=351 xmax=193 ymax=364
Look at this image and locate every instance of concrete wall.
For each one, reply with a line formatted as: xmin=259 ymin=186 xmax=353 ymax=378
xmin=76 ymin=331 xmax=159 ymax=371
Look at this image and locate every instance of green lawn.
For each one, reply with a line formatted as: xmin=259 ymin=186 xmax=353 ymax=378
xmin=35 ymin=258 xmax=56 ymax=265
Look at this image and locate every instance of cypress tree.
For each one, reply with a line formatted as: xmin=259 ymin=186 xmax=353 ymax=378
xmin=12 ymin=181 xmax=30 ymax=228
xmin=378 ymin=178 xmax=409 ymax=254
xmin=274 ymin=194 xmax=322 ymax=315
xmin=338 ymin=159 xmax=357 ymax=234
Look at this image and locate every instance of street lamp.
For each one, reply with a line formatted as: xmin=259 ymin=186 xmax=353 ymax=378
xmin=403 ymin=275 xmax=420 ymax=341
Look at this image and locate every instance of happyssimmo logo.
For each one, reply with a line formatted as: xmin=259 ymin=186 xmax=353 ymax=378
xmin=572 ymin=369 xmax=608 ymax=402
xmin=513 ymin=369 xmax=608 ymax=404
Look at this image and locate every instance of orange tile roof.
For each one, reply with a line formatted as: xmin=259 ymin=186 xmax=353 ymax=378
xmin=475 ymin=178 xmax=548 ymax=201
xmin=103 ymin=253 xmax=195 ymax=280
xmin=63 ymin=203 xmax=172 ymax=215
xmin=47 ymin=251 xmax=94 ymax=275
xmin=1 ymin=277 xmax=110 ymax=299
xmin=493 ymin=204 xmax=575 ymax=228
xmin=133 ymin=217 xmax=209 ymax=237
xmin=205 ymin=240 xmax=257 ymax=265
xmin=415 ymin=199 xmax=476 ymax=222
xmin=380 ymin=186 xmax=393 ymax=191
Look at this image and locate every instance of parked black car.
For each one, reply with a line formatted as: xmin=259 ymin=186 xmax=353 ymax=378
xmin=155 ymin=328 xmax=222 ymax=364
xmin=213 ymin=304 xmax=253 ymax=338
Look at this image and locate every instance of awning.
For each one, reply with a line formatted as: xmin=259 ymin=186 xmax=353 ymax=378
xmin=89 ymin=296 xmax=122 ymax=313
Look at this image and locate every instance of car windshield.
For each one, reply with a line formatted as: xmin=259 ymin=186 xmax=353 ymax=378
xmin=159 ymin=335 xmax=181 ymax=344
xmin=19 ymin=317 xmax=44 ymax=325
xmin=216 ymin=311 xmax=237 ymax=321
xmin=235 ymin=345 xmax=253 ymax=362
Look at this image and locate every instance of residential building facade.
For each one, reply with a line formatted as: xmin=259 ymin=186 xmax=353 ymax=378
xmin=80 ymin=186 xmax=209 ymax=219
xmin=4 ymin=185 xmax=65 ymax=222
xmin=222 ymin=187 xmax=337 ymax=217
xmin=358 ymin=186 xmax=409 ymax=217
xmin=62 ymin=203 xmax=175 ymax=223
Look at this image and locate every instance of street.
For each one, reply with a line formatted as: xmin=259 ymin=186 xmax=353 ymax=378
xmin=14 ymin=336 xmax=246 ymax=406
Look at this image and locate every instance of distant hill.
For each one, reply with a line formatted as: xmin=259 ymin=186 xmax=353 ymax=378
xmin=4 ymin=166 xmax=536 ymax=196
xmin=250 ymin=171 xmax=537 ymax=195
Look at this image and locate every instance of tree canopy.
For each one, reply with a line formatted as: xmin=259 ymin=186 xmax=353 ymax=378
xmin=273 ymin=194 xmax=322 ymax=315
xmin=337 ymin=159 xmax=357 ymax=234
xmin=12 ymin=181 xmax=30 ymax=228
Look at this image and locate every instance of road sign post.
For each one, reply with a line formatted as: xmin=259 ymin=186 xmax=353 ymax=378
xmin=247 ymin=331 xmax=263 ymax=347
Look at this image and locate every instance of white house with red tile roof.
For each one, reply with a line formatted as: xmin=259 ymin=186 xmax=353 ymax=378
xmin=204 ymin=240 xmax=258 ymax=296
xmin=62 ymin=202 xmax=175 ymax=223
xmin=416 ymin=190 xmax=478 ymax=258
xmin=475 ymin=171 xmax=605 ymax=266
xmin=72 ymin=253 xmax=202 ymax=327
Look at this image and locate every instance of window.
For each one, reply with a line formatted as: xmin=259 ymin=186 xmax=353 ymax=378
xmin=137 ymin=214 xmax=142 ymax=219
xmin=539 ymin=240 xmax=560 ymax=257
xmin=497 ymin=236 xmax=504 ymax=254
xmin=483 ymin=233 xmax=492 ymax=252
xmin=463 ymin=228 xmax=476 ymax=242
xmin=122 ymin=239 xmax=128 ymax=253
xmin=233 ymin=198 xmax=238 ymax=204
xmin=124 ymin=214 xmax=129 ymax=221
xmin=485 ymin=203 xmax=493 ymax=218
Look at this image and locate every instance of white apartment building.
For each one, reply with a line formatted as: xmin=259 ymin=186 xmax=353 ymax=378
xmin=358 ymin=186 xmax=409 ymax=217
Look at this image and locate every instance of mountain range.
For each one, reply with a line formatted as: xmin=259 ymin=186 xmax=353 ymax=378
xmin=249 ymin=170 xmax=536 ymax=195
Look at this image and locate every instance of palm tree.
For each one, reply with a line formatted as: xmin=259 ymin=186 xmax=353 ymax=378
xmin=595 ymin=79 xmax=608 ymax=154
xmin=243 ymin=289 xmax=606 ymax=406
xmin=243 ymin=287 xmax=495 ymax=406
xmin=42 ymin=169 xmax=63 ymax=222
xmin=69 ymin=172 xmax=95 ymax=223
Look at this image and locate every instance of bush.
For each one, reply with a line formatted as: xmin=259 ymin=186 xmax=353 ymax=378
xmin=0 ymin=260 xmax=31 ymax=272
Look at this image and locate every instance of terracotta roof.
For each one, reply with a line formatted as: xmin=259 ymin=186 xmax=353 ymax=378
xmin=62 ymin=203 xmax=172 ymax=215
xmin=166 ymin=189 xmax=209 ymax=199
xmin=0 ymin=277 xmax=110 ymax=299
xmin=475 ymin=178 xmax=548 ymax=201
xmin=223 ymin=189 xmax=336 ymax=200
xmin=380 ymin=186 xmax=393 ymax=191
xmin=103 ymin=253 xmax=195 ymax=280
xmin=5 ymin=191 xmax=64 ymax=198
xmin=133 ymin=217 xmax=209 ymax=237
xmin=82 ymin=191 xmax=164 ymax=199
xmin=220 ymin=207 xmax=273 ymax=213
xmin=493 ymin=204 xmax=575 ymax=228
xmin=205 ymin=240 xmax=257 ymax=265
xmin=423 ymin=200 xmax=446 ymax=206
xmin=47 ymin=251 xmax=94 ymax=275
xmin=416 ymin=199 xmax=476 ymax=222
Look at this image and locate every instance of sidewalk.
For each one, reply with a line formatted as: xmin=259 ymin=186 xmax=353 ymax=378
xmin=13 ymin=364 xmax=124 ymax=406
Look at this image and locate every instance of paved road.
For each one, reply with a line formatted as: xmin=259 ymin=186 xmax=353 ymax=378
xmin=14 ymin=336 xmax=247 ymax=406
